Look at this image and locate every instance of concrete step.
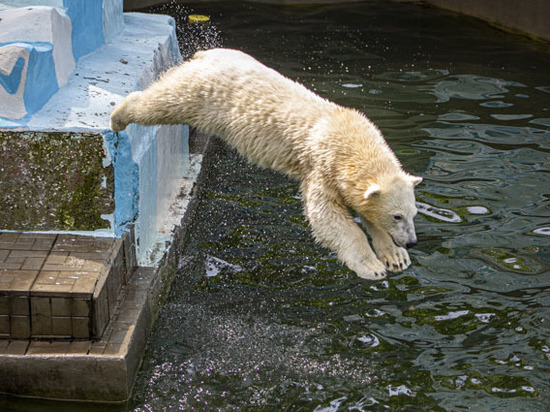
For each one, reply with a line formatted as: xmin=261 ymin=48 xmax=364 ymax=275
xmin=0 ymin=264 xmax=161 ymax=403
xmin=0 ymin=231 xmax=134 ymax=340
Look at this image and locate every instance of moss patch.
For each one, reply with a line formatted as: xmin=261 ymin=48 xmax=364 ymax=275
xmin=0 ymin=131 xmax=114 ymax=231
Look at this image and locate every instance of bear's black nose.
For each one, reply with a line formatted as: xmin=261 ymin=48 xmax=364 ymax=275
xmin=406 ymin=240 xmax=417 ymax=249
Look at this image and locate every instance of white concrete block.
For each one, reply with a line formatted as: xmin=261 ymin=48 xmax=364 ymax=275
xmin=0 ymin=6 xmax=75 ymax=88
xmin=103 ymin=0 xmax=125 ymax=43
xmin=0 ymin=45 xmax=29 ymax=119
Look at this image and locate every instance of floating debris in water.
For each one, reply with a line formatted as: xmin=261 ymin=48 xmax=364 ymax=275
xmin=533 ymin=227 xmax=550 ymax=236
xmin=188 ymin=14 xmax=210 ymax=24
xmin=416 ymin=201 xmax=462 ymax=223
xmin=466 ymin=206 xmax=490 ymax=215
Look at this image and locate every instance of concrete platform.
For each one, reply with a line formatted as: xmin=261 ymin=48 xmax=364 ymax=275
xmin=0 ymin=145 xmax=206 ymax=403
xmin=0 ymin=232 xmax=130 ymax=340
xmin=0 ymin=265 xmax=152 ymax=402
xmin=0 ymin=0 xmax=204 ymax=403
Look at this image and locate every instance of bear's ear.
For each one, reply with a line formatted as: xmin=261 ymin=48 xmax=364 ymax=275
xmin=363 ymin=183 xmax=381 ymax=200
xmin=407 ymin=174 xmax=423 ymax=187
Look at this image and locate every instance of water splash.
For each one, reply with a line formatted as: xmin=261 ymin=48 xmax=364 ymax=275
xmin=128 ymin=3 xmax=550 ymax=412
xmin=205 ymin=255 xmax=242 ymax=277
xmin=429 ymin=75 xmax=526 ymax=103
xmin=148 ymin=0 xmax=223 ymax=60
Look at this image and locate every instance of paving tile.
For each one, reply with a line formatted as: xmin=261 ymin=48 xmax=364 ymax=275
xmin=72 ymin=317 xmax=90 ymax=339
xmin=66 ymin=340 xmax=91 ymax=355
xmin=0 ymin=249 xmax=10 ymax=262
xmin=0 ymin=297 xmax=8 ymax=315
xmin=27 ymin=341 xmax=71 ymax=355
xmin=22 ymin=257 xmax=46 ymax=270
xmin=3 ymin=234 xmax=37 ymax=251
xmin=0 ymin=270 xmax=39 ymax=292
xmin=31 ymin=271 xmax=98 ymax=296
xmin=44 ymin=252 xmax=69 ymax=266
xmin=1 ymin=340 xmax=29 ymax=355
xmin=73 ymin=299 xmax=91 ymax=317
xmin=93 ymin=286 xmax=110 ymax=338
xmin=51 ymin=297 xmax=72 ymax=317
xmin=10 ymin=315 xmax=31 ymax=339
xmin=51 ymin=317 xmax=72 ymax=337
xmin=72 ymin=274 xmax=99 ymax=294
xmin=30 ymin=235 xmax=56 ymax=251
xmin=8 ymin=250 xmax=48 ymax=259
xmin=0 ymin=233 xmax=124 ymax=339
xmin=31 ymin=313 xmax=52 ymax=336
xmin=0 ymin=315 xmax=9 ymax=335
xmin=10 ymin=295 xmax=29 ymax=315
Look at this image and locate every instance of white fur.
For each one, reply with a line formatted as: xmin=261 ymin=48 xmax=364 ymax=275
xmin=110 ymin=48 xmax=422 ymax=279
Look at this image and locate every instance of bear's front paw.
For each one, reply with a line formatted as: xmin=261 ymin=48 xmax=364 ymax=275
xmin=109 ymin=116 xmax=127 ymax=132
xmin=353 ymin=258 xmax=387 ymax=280
xmin=110 ymin=91 xmax=142 ymax=132
xmin=376 ymin=245 xmax=411 ymax=273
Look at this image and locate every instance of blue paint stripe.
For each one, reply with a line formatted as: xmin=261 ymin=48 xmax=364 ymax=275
xmin=64 ymin=0 xmax=105 ymax=61
xmin=23 ymin=43 xmax=59 ymax=115
xmin=0 ymin=56 xmax=25 ymax=95
xmin=103 ymin=130 xmax=140 ymax=237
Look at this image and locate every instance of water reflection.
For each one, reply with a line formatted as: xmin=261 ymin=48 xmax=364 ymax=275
xmin=131 ymin=1 xmax=550 ymax=411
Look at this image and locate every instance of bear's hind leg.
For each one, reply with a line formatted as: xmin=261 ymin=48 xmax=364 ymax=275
xmin=301 ymin=180 xmax=386 ymax=280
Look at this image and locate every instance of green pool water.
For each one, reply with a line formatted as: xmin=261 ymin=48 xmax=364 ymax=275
xmin=132 ymin=1 xmax=550 ymax=411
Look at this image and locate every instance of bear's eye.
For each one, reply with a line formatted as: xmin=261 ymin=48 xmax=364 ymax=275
xmin=393 ymin=214 xmax=403 ymax=221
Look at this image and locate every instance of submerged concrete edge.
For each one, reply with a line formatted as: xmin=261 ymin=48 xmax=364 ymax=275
xmin=0 ymin=138 xmax=211 ymax=404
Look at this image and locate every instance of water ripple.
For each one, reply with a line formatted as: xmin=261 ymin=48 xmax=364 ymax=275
xmin=429 ymin=75 xmax=526 ymax=102
xmin=128 ymin=3 xmax=550 ymax=412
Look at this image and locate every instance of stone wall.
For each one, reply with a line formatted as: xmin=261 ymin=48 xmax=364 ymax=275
xmin=417 ymin=0 xmax=550 ymax=42
xmin=123 ymin=0 xmax=550 ymax=42
xmin=0 ymin=1 xmax=191 ymax=265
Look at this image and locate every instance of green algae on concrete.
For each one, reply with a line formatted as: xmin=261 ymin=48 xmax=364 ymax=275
xmin=0 ymin=131 xmax=114 ymax=231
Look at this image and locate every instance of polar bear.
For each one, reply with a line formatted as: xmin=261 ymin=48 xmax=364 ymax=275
xmin=110 ymin=48 xmax=422 ymax=279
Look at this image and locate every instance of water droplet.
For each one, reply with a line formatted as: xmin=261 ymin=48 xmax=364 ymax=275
xmin=341 ymin=83 xmax=363 ymax=88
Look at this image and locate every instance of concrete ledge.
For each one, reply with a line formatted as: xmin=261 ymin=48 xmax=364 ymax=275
xmin=0 ymin=151 xmax=204 ymax=402
xmin=1 ymin=10 xmax=188 ymax=266
xmin=0 ymin=266 xmax=151 ymax=402
xmin=0 ymin=233 xmax=128 ymax=340
xmin=415 ymin=0 xmax=550 ymax=42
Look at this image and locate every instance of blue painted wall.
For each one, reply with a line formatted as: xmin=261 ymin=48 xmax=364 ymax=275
xmin=104 ymin=130 xmax=139 ymax=237
xmin=64 ymin=0 xmax=105 ymax=60
xmin=24 ymin=43 xmax=59 ymax=114
xmin=0 ymin=56 xmax=25 ymax=95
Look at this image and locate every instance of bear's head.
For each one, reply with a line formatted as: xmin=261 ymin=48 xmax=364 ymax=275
xmin=357 ymin=173 xmax=423 ymax=249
